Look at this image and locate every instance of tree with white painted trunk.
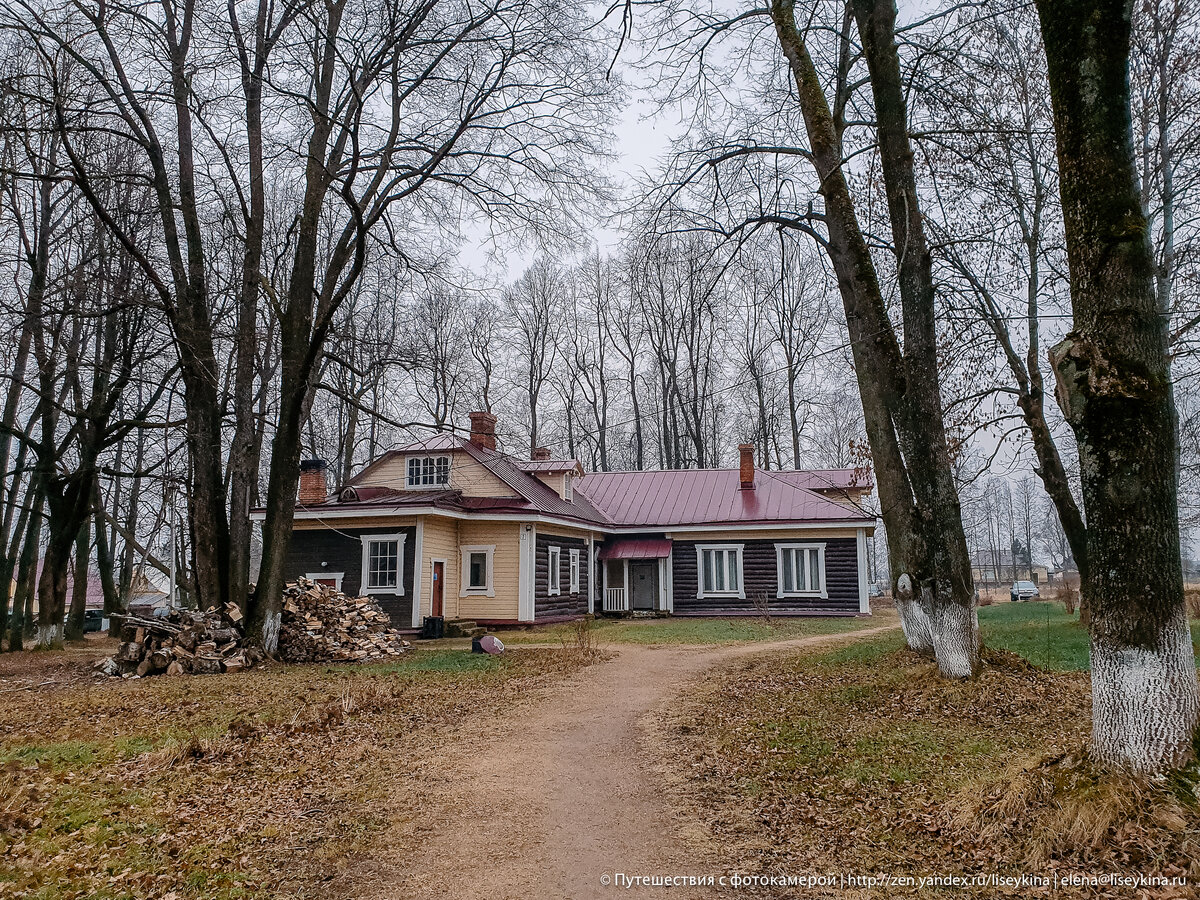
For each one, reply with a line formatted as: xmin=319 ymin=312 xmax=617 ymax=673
xmin=1036 ymin=0 xmax=1200 ymax=773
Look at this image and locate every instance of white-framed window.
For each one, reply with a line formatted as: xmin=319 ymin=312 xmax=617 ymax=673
xmin=696 ymin=544 xmax=744 ymax=599
xmin=305 ymin=571 xmax=344 ymax=592
xmin=406 ymin=455 xmax=450 ymax=489
xmin=569 ymin=548 xmax=580 ymax=594
xmin=563 ymin=472 xmax=574 ymax=501
xmin=548 ymin=545 xmax=561 ymax=595
xmin=460 ymin=544 xmax=495 ymax=597
xmin=360 ymin=533 xmax=406 ymax=594
xmin=775 ymin=543 xmax=827 ymax=598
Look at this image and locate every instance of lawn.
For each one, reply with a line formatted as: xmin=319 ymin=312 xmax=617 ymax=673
xmin=978 ymin=599 xmax=1200 ymax=671
xmin=660 ymin=613 xmax=1200 ymax=897
xmin=498 ymin=611 xmax=889 ymax=646
xmin=0 ymin=645 xmax=596 ymax=900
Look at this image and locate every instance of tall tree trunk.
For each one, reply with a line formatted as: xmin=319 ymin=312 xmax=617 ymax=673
xmin=65 ymin=514 xmax=90 ymax=642
xmin=93 ymin=483 xmax=121 ymax=632
xmin=1037 ymin=0 xmax=1200 ymax=773
xmin=769 ymin=0 xmax=941 ymax=660
xmin=850 ymin=0 xmax=978 ymax=675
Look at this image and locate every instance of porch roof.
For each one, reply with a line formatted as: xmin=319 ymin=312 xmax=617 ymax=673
xmin=598 ymin=538 xmax=672 ymax=560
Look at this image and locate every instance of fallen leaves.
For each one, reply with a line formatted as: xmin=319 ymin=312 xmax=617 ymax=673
xmin=653 ymin=635 xmax=1200 ymax=898
xmin=0 ymin=646 xmax=595 ymax=898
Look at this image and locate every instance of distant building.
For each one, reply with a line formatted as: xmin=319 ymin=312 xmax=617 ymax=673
xmin=972 ymin=550 xmax=1049 ymax=586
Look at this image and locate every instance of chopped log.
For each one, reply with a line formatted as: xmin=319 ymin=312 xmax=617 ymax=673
xmin=166 ymin=660 xmax=185 ymax=676
xmin=116 ymin=641 xmax=142 ymax=663
xmin=192 ymin=655 xmax=223 ymax=676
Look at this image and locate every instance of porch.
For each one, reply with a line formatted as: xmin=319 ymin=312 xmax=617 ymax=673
xmin=599 ymin=538 xmax=672 ymax=614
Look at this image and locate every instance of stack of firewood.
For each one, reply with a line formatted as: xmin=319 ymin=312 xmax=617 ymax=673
xmin=95 ymin=604 xmax=260 ymax=678
xmin=93 ymin=579 xmax=410 ymax=677
xmin=278 ymin=578 xmax=411 ymax=663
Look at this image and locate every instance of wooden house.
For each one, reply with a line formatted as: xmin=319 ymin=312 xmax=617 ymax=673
xmin=265 ymin=412 xmax=876 ymax=628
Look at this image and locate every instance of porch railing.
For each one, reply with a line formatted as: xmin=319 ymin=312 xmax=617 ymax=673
xmin=603 ymin=587 xmax=627 ymax=612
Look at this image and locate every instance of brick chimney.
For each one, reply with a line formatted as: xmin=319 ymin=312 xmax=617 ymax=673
xmin=531 ymin=447 xmax=551 ymax=461
xmin=468 ymin=411 xmax=498 ymax=450
xmin=298 ymin=459 xmax=328 ymax=504
xmin=738 ymin=444 xmax=755 ymax=490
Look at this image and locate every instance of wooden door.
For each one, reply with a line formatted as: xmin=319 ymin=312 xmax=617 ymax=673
xmin=431 ymin=561 xmax=444 ymax=617
xmin=630 ymin=561 xmax=658 ymax=610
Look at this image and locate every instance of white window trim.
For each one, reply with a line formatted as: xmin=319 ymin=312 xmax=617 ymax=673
xmin=460 ymin=544 xmax=495 ymax=597
xmin=774 ymin=542 xmax=828 ymax=599
xmin=548 ymin=545 xmax=561 ymax=596
xmin=563 ymin=472 xmax=574 ymax=501
xmin=305 ymin=571 xmax=344 ymax=592
xmin=404 ymin=454 xmax=451 ymax=490
xmin=569 ymin=548 xmax=580 ymax=594
xmin=360 ymin=533 xmax=406 ymax=595
xmin=695 ymin=543 xmax=745 ymax=599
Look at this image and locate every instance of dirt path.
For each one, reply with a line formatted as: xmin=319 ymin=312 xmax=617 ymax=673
xmin=336 ymin=624 xmax=898 ymax=900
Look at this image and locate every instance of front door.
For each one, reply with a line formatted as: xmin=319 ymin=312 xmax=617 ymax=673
xmin=630 ymin=561 xmax=658 ymax=611
xmin=431 ymin=561 xmax=444 ymax=617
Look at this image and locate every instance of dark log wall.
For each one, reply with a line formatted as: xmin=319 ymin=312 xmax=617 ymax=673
xmin=535 ymin=533 xmax=590 ymax=619
xmin=671 ymin=537 xmax=860 ymax=614
xmin=286 ymin=526 xmax=417 ymax=626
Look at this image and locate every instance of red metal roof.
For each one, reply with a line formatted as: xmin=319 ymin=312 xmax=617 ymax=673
xmin=293 ymin=434 xmax=871 ymax=531
xmin=576 ymin=468 xmax=872 ymax=528
xmin=517 ymin=458 xmax=584 ymax=474
xmin=769 ymin=468 xmax=873 ymax=492
xmin=598 ymin=538 xmax=673 ymax=560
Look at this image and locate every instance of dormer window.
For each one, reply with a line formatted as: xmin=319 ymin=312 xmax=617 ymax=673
xmin=406 ymin=455 xmax=450 ymax=488
xmin=563 ymin=472 xmax=573 ymax=501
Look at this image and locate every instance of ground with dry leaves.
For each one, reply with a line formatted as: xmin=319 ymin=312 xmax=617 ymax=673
xmin=659 ymin=630 xmax=1200 ymax=898
xmin=0 ymin=640 xmax=596 ymax=899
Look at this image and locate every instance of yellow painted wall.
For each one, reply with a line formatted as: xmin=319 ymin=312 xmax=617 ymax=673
xmin=359 ymin=450 xmax=517 ymax=497
xmin=420 ymin=516 xmax=460 ymax=620
xmin=456 ymin=520 xmax=522 ymax=620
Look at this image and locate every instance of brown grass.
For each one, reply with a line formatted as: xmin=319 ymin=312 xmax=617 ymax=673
xmin=1186 ymin=589 xmax=1200 ymax=620
xmin=0 ymin=646 xmax=595 ymax=899
xmin=657 ymin=633 xmax=1200 ymax=897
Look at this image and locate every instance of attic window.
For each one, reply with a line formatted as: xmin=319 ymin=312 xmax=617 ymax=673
xmin=406 ymin=455 xmax=450 ymax=488
xmin=563 ymin=472 xmax=573 ymax=501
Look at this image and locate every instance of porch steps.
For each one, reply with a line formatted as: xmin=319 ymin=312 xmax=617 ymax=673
xmin=444 ymin=619 xmax=487 ymax=639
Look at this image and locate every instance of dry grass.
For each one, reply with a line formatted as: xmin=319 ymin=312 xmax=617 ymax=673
xmin=658 ymin=633 xmax=1199 ymax=897
xmin=1186 ymin=589 xmax=1200 ymax=620
xmin=0 ymin=646 xmax=595 ymax=899
xmin=952 ymin=750 xmax=1199 ymax=875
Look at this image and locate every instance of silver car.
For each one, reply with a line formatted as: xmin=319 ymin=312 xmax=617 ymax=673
xmin=1010 ymin=580 xmax=1040 ymax=601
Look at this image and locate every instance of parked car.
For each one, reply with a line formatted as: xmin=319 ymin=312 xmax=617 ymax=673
xmin=62 ymin=610 xmax=109 ymax=633
xmin=1010 ymin=580 xmax=1040 ymax=602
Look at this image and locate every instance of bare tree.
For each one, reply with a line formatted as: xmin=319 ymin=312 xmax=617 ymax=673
xmin=1036 ymin=0 xmax=1200 ymax=773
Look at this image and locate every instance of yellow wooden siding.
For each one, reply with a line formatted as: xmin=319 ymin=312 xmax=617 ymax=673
xmin=535 ymin=523 xmax=596 ymax=541
xmin=358 ymin=450 xmax=517 ymax=497
xmin=456 ymin=520 xmax=521 ymax=620
xmin=420 ymin=516 xmax=460 ymax=620
xmin=533 ymin=472 xmax=566 ymax=498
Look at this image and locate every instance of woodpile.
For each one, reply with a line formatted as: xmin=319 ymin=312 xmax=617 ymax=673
xmin=278 ymin=578 xmax=411 ymax=663
xmin=95 ymin=604 xmax=260 ymax=678
xmin=93 ymin=579 xmax=410 ymax=677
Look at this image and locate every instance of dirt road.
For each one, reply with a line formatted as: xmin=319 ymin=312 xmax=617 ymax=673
xmin=334 ymin=625 xmax=897 ymax=900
